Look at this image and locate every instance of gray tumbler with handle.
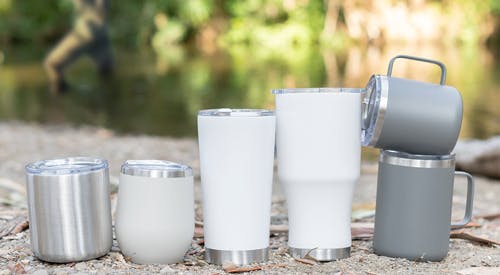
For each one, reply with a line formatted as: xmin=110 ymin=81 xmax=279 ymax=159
xmin=373 ymin=150 xmax=474 ymax=261
xmin=362 ymin=55 xmax=463 ymax=155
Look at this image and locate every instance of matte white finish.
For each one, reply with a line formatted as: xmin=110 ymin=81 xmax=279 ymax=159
xmin=115 ymin=174 xmax=194 ymax=264
xmin=197 ymin=113 xmax=276 ymax=251
xmin=275 ymin=92 xmax=361 ymax=249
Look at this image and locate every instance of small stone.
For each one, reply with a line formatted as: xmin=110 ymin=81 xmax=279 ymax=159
xmin=20 ymin=258 xmax=30 ymax=265
xmin=52 ymin=269 xmax=68 ymax=275
xmin=75 ymin=262 xmax=87 ymax=270
xmin=0 ymin=270 xmax=10 ymax=275
xmin=31 ymin=270 xmax=49 ymax=275
xmin=160 ymin=265 xmax=176 ymax=273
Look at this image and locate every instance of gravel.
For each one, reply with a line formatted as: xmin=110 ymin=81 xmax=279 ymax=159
xmin=0 ymin=122 xmax=498 ymax=274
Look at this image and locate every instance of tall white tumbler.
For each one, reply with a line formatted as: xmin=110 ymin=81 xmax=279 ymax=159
xmin=198 ymin=109 xmax=276 ymax=265
xmin=273 ymin=88 xmax=363 ymax=261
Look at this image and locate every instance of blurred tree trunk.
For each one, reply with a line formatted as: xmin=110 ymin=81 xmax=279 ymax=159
xmin=322 ymin=0 xmax=340 ymax=37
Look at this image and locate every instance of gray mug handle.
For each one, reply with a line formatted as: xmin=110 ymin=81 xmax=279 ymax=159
xmin=387 ymin=55 xmax=447 ymax=85
xmin=451 ymin=171 xmax=475 ymax=228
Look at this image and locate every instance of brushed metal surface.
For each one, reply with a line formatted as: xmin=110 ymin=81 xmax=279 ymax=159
xmin=380 ymin=150 xmax=455 ymax=168
xmin=26 ymin=169 xmax=112 ymax=263
xmin=205 ymin=248 xmax=269 ymax=265
xmin=288 ymin=247 xmax=351 ymax=261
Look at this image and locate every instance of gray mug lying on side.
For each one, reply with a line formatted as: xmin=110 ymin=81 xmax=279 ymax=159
xmin=362 ymin=55 xmax=463 ymax=155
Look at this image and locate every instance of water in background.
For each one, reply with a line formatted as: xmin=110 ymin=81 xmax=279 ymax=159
xmin=0 ymin=43 xmax=499 ymax=140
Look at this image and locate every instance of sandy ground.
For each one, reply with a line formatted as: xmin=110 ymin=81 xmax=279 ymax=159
xmin=0 ymin=122 xmax=498 ymax=274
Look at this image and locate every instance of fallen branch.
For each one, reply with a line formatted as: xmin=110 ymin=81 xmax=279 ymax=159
xmin=450 ymin=230 xmax=500 ymax=246
xmin=192 ymin=221 xmax=490 ymax=247
xmin=294 ymin=257 xmax=317 ymax=265
xmin=475 ymin=213 xmax=500 ymax=221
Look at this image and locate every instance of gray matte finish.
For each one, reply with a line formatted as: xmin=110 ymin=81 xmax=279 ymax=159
xmin=373 ymin=162 xmax=453 ymax=261
xmin=375 ymin=77 xmax=463 ymax=155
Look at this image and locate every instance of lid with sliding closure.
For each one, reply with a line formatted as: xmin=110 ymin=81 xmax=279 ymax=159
xmin=121 ymin=160 xmax=192 ymax=178
xmin=25 ymin=157 xmax=108 ymax=175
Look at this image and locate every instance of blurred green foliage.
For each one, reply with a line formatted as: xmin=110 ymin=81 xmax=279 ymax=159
xmin=1 ymin=0 xmax=498 ymax=49
xmin=1 ymin=1 xmax=500 ymax=138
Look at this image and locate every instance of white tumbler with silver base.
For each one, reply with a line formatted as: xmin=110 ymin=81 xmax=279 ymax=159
xmin=273 ymin=88 xmax=362 ymax=261
xmin=198 ymin=109 xmax=276 ymax=265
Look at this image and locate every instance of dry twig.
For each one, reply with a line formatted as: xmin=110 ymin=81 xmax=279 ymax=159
xmin=222 ymin=262 xmax=286 ymax=273
xmin=450 ymin=230 xmax=500 ymax=246
xmin=294 ymin=257 xmax=317 ymax=265
xmin=475 ymin=213 xmax=500 ymax=221
xmin=0 ymin=216 xmax=28 ymax=239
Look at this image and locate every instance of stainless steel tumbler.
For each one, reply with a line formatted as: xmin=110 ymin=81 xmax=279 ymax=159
xmin=373 ymin=150 xmax=474 ymax=261
xmin=26 ymin=157 xmax=112 ymax=263
xmin=362 ymin=55 xmax=463 ymax=155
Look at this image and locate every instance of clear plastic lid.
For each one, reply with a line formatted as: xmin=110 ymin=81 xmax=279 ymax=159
xmin=272 ymin=88 xmax=364 ymax=94
xmin=198 ymin=108 xmax=274 ymax=117
xmin=25 ymin=157 xmax=108 ymax=175
xmin=361 ymin=76 xmax=387 ymax=146
xmin=121 ymin=160 xmax=192 ymax=178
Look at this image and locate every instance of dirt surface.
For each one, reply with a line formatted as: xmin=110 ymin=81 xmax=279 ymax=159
xmin=0 ymin=122 xmax=498 ymax=274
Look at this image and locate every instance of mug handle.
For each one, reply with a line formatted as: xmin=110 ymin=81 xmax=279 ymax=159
xmin=387 ymin=55 xmax=447 ymax=85
xmin=450 ymin=171 xmax=475 ymax=229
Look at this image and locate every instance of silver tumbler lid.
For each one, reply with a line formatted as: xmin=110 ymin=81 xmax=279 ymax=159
xmin=272 ymin=87 xmax=364 ymax=94
xmin=198 ymin=108 xmax=274 ymax=117
xmin=121 ymin=160 xmax=192 ymax=178
xmin=25 ymin=157 xmax=108 ymax=175
xmin=379 ymin=150 xmax=455 ymax=168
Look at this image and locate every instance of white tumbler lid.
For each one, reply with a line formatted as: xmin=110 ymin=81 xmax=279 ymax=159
xmin=121 ymin=160 xmax=192 ymax=178
xmin=272 ymin=87 xmax=364 ymax=94
xmin=26 ymin=157 xmax=108 ymax=175
xmin=198 ymin=108 xmax=274 ymax=117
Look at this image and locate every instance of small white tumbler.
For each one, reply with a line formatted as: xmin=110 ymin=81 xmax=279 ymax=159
xmin=273 ymin=88 xmax=362 ymax=261
xmin=198 ymin=109 xmax=276 ymax=265
xmin=115 ymin=160 xmax=194 ymax=264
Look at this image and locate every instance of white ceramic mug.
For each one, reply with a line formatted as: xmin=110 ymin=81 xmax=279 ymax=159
xmin=115 ymin=160 xmax=194 ymax=264
xmin=273 ymin=88 xmax=362 ymax=261
xmin=197 ymin=108 xmax=276 ymax=265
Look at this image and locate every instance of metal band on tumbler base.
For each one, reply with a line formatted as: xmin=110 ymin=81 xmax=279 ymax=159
xmin=288 ymin=247 xmax=350 ymax=261
xmin=205 ymin=248 xmax=269 ymax=265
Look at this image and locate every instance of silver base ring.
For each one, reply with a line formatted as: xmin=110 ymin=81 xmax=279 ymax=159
xmin=289 ymin=246 xmax=350 ymax=261
xmin=205 ymin=247 xmax=269 ymax=265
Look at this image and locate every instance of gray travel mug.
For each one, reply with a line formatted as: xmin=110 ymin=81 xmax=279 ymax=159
xmin=373 ymin=150 xmax=474 ymax=261
xmin=362 ymin=55 xmax=463 ymax=155
xmin=26 ymin=157 xmax=112 ymax=263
